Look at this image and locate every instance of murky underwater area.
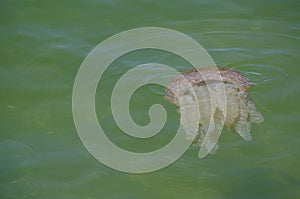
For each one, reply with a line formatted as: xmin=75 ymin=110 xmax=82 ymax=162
xmin=1 ymin=0 xmax=300 ymax=198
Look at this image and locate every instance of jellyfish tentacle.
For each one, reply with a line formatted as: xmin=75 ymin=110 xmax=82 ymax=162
xmin=234 ymin=91 xmax=252 ymax=141
xmin=199 ymin=107 xmax=224 ymax=158
xmin=178 ymin=94 xmax=200 ymax=141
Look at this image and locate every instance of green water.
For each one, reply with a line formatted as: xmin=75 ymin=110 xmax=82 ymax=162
xmin=1 ymin=0 xmax=300 ymax=198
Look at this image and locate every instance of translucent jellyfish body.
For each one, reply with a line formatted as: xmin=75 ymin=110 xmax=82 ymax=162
xmin=165 ymin=67 xmax=264 ymax=157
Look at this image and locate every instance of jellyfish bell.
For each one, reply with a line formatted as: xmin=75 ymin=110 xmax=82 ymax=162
xmin=165 ymin=67 xmax=264 ymax=157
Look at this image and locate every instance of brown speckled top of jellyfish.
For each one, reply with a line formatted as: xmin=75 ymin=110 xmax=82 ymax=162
xmin=164 ymin=67 xmax=264 ymax=156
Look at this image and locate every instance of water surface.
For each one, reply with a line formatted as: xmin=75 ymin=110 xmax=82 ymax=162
xmin=1 ymin=0 xmax=300 ymax=198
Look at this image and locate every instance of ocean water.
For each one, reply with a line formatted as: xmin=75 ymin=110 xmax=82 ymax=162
xmin=1 ymin=0 xmax=299 ymax=198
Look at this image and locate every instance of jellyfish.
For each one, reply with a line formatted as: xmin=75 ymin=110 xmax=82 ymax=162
xmin=164 ymin=67 xmax=264 ymax=157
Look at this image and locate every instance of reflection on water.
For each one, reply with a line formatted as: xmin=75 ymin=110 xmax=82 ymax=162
xmin=1 ymin=0 xmax=299 ymax=198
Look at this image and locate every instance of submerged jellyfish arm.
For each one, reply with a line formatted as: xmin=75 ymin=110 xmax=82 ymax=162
xmin=177 ymin=94 xmax=200 ymax=141
xmin=198 ymin=108 xmax=224 ymax=158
